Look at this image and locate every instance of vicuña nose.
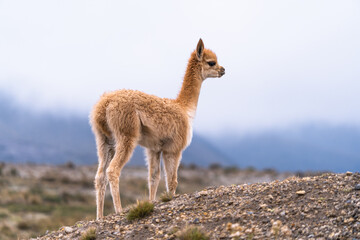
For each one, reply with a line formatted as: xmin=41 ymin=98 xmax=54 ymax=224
xmin=220 ymin=66 xmax=225 ymax=72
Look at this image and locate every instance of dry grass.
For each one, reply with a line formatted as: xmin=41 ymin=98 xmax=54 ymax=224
xmin=126 ymin=201 xmax=154 ymax=221
xmin=176 ymin=226 xmax=209 ymax=240
xmin=80 ymin=227 xmax=96 ymax=240
xmin=160 ymin=191 xmax=173 ymax=202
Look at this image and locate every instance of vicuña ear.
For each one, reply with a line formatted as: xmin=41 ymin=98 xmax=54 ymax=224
xmin=196 ymin=38 xmax=204 ymax=60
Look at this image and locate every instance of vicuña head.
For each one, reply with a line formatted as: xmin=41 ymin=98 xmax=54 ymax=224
xmin=90 ymin=38 xmax=225 ymax=219
xmin=196 ymin=38 xmax=225 ymax=79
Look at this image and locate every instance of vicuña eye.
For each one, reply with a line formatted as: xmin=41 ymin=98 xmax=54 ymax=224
xmin=207 ymin=61 xmax=216 ymax=67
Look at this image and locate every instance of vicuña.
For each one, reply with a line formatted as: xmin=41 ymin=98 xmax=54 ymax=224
xmin=90 ymin=39 xmax=225 ymax=219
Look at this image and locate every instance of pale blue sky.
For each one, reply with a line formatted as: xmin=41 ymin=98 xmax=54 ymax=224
xmin=1 ymin=0 xmax=360 ymax=135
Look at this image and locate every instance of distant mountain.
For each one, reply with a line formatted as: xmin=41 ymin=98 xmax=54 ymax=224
xmin=0 ymin=94 xmax=230 ymax=167
xmin=211 ymin=125 xmax=360 ymax=172
xmin=2 ymin=94 xmax=359 ymax=172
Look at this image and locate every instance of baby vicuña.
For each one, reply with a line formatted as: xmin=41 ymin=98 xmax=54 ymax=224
xmin=90 ymin=39 xmax=225 ymax=219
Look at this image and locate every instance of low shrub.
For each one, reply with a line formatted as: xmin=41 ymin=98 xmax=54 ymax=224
xmin=126 ymin=201 xmax=154 ymax=221
xmin=10 ymin=168 xmax=18 ymax=177
xmin=80 ymin=227 xmax=96 ymax=240
xmin=176 ymin=226 xmax=209 ymax=240
xmin=160 ymin=191 xmax=173 ymax=202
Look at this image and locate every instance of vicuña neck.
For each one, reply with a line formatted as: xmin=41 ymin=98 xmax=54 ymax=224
xmin=176 ymin=53 xmax=203 ymax=112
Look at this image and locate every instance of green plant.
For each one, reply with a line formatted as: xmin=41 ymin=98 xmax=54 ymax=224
xmin=176 ymin=226 xmax=209 ymax=240
xmin=168 ymin=226 xmax=179 ymax=235
xmin=247 ymin=232 xmax=255 ymax=240
xmin=209 ymin=163 xmax=222 ymax=170
xmin=126 ymin=201 xmax=154 ymax=221
xmin=0 ymin=212 xmax=8 ymax=219
xmin=224 ymin=166 xmax=238 ymax=174
xmin=17 ymin=221 xmax=41 ymax=232
xmin=17 ymin=221 xmax=31 ymax=230
xmin=0 ymin=162 xmax=4 ymax=176
xmin=80 ymin=227 xmax=96 ymax=240
xmin=0 ymin=225 xmax=16 ymax=239
xmin=160 ymin=191 xmax=173 ymax=202
xmin=64 ymin=161 xmax=76 ymax=169
xmin=43 ymin=194 xmax=62 ymax=204
xmin=10 ymin=168 xmax=18 ymax=177
xmin=245 ymin=166 xmax=256 ymax=172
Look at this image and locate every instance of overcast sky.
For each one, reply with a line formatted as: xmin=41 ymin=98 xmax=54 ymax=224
xmin=0 ymin=0 xmax=359 ymax=135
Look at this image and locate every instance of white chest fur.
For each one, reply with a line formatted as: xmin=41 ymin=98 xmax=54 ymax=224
xmin=185 ymin=108 xmax=196 ymax=147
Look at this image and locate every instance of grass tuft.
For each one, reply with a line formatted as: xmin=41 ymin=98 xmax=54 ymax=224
xmin=126 ymin=200 xmax=154 ymax=221
xmin=160 ymin=191 xmax=173 ymax=202
xmin=176 ymin=226 xmax=209 ymax=240
xmin=80 ymin=227 xmax=96 ymax=240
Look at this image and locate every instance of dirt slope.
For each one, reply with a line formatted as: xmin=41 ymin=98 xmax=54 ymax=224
xmin=35 ymin=172 xmax=360 ymax=239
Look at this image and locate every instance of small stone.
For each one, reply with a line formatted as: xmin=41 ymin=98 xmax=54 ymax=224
xmin=231 ymin=223 xmax=241 ymax=231
xmin=195 ymin=190 xmax=208 ymax=199
xmin=355 ymin=184 xmax=360 ymax=190
xmin=346 ymin=171 xmax=353 ymax=176
xmin=260 ymin=204 xmax=267 ymax=208
xmin=229 ymin=231 xmax=241 ymax=238
xmin=64 ymin=227 xmax=73 ymax=233
xmin=226 ymin=222 xmax=232 ymax=231
xmin=155 ymin=219 xmax=160 ymax=223
xmin=193 ymin=218 xmax=200 ymax=224
xmin=244 ymin=228 xmax=252 ymax=234
xmin=296 ymin=190 xmax=306 ymax=195
xmin=198 ymin=190 xmax=208 ymax=196
xmin=281 ymin=225 xmax=292 ymax=236
xmin=344 ymin=217 xmax=354 ymax=223
xmin=219 ymin=232 xmax=227 ymax=238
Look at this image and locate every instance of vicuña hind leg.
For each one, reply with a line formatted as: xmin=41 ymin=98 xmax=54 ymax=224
xmin=163 ymin=151 xmax=181 ymax=196
xmin=94 ymin=130 xmax=115 ymax=219
xmin=106 ymin=137 xmax=136 ymax=213
xmin=146 ymin=149 xmax=161 ymax=201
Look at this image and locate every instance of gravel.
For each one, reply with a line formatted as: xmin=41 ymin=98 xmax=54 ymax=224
xmin=34 ymin=172 xmax=360 ymax=239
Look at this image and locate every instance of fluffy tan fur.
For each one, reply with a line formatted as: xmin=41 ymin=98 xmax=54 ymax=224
xmin=90 ymin=39 xmax=225 ymax=219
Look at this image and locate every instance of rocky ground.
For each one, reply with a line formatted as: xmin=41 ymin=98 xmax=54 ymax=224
xmin=0 ymin=163 xmax=302 ymax=239
xmin=35 ymin=172 xmax=360 ymax=239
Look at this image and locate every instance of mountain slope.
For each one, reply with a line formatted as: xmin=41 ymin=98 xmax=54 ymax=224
xmin=211 ymin=126 xmax=360 ymax=172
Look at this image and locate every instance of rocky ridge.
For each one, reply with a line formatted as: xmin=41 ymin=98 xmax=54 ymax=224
xmin=35 ymin=172 xmax=360 ymax=239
